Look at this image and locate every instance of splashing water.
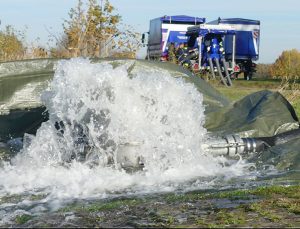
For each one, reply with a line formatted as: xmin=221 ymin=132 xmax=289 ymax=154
xmin=0 ymin=58 xmax=254 ymax=224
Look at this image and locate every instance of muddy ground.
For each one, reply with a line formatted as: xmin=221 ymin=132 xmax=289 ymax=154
xmin=3 ymin=185 xmax=299 ymax=228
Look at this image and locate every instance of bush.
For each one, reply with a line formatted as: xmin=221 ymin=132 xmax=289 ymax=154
xmin=59 ymin=0 xmax=121 ymax=58
xmin=0 ymin=25 xmax=26 ymax=61
xmin=51 ymin=0 xmax=141 ymax=58
xmin=254 ymin=64 xmax=272 ymax=78
xmin=270 ymin=49 xmax=300 ymax=80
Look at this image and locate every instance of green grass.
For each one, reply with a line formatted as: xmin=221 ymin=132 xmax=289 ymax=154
xmin=291 ymin=99 xmax=300 ymax=119
xmin=164 ymin=185 xmax=300 ymax=204
xmin=47 ymin=185 xmax=300 ymax=228
xmin=15 ymin=214 xmax=33 ymax=225
xmin=85 ymin=199 xmax=141 ymax=212
xmin=60 ymin=198 xmax=143 ymax=213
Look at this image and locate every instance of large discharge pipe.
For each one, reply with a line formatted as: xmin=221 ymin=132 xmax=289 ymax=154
xmin=1 ymin=127 xmax=300 ymax=169
xmin=204 ymin=128 xmax=300 ymax=157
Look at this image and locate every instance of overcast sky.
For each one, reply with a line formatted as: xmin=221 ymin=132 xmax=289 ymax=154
xmin=0 ymin=0 xmax=299 ymax=63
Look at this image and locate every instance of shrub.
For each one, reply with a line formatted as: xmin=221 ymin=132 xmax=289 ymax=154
xmin=0 ymin=25 xmax=26 ymax=61
xmin=270 ymin=49 xmax=300 ymax=80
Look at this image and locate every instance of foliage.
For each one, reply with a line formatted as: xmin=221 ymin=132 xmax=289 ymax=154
xmin=112 ymin=24 xmax=142 ymax=58
xmin=30 ymin=46 xmax=49 ymax=58
xmin=49 ymin=34 xmax=72 ymax=58
xmin=51 ymin=0 xmax=141 ymax=58
xmin=0 ymin=25 xmax=26 ymax=61
xmin=270 ymin=49 xmax=300 ymax=80
xmin=278 ymin=77 xmax=300 ymax=104
xmin=254 ymin=63 xmax=272 ymax=78
xmin=62 ymin=0 xmax=119 ymax=57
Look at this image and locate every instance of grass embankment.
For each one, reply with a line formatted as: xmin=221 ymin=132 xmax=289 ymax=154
xmin=210 ymin=78 xmax=300 ymax=118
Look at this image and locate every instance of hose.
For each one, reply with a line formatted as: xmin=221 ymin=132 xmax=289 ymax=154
xmin=180 ymin=49 xmax=199 ymax=65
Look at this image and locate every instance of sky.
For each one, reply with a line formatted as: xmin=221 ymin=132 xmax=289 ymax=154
xmin=0 ymin=0 xmax=300 ymax=63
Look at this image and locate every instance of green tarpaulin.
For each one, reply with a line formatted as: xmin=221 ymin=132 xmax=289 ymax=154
xmin=0 ymin=59 xmax=299 ymax=171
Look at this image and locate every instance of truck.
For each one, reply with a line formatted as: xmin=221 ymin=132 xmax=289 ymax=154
xmin=183 ymin=18 xmax=261 ymax=82
xmin=144 ymin=15 xmax=205 ymax=60
xmin=143 ymin=16 xmax=260 ymax=83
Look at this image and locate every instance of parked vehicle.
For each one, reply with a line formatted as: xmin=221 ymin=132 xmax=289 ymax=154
xmin=143 ymin=15 xmax=205 ymax=61
xmin=143 ymin=16 xmax=260 ymax=83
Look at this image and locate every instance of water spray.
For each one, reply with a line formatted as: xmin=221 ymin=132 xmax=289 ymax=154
xmin=1 ymin=127 xmax=300 ymax=170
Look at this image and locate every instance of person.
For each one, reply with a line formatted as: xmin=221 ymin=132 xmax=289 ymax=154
xmin=183 ymin=42 xmax=189 ymax=51
xmin=218 ymin=37 xmax=225 ymax=56
xmin=176 ymin=42 xmax=189 ymax=63
xmin=167 ymin=42 xmax=177 ymax=64
xmin=175 ymin=43 xmax=184 ymax=60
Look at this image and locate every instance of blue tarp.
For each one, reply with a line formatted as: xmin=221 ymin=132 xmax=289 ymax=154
xmin=217 ymin=18 xmax=260 ymax=25
xmin=187 ymin=27 xmax=236 ymax=36
xmin=160 ymin=15 xmax=205 ymax=24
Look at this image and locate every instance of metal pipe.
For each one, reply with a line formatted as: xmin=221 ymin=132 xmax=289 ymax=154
xmin=203 ymin=134 xmax=245 ymax=157
xmin=198 ymin=36 xmax=203 ymax=70
xmin=214 ymin=58 xmax=228 ymax=86
xmin=221 ymin=58 xmax=232 ymax=86
xmin=232 ymin=34 xmax=236 ymax=69
xmin=208 ymin=58 xmax=216 ymax=79
xmin=205 ymin=128 xmax=300 ymax=157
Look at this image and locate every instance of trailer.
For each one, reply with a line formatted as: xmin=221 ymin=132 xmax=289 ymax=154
xmin=144 ymin=15 xmax=205 ymax=60
xmin=207 ymin=18 xmax=261 ymax=80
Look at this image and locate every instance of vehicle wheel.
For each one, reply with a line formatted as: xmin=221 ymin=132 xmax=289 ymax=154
xmin=231 ymin=72 xmax=239 ymax=79
xmin=248 ymin=72 xmax=253 ymax=80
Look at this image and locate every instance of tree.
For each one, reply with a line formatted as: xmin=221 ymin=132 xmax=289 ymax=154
xmin=61 ymin=0 xmax=118 ymax=57
xmin=0 ymin=25 xmax=26 ymax=61
xmin=270 ymin=49 xmax=300 ymax=106
xmin=31 ymin=46 xmax=48 ymax=58
xmin=270 ymin=49 xmax=300 ymax=80
xmin=56 ymin=0 xmax=141 ymax=58
xmin=254 ymin=64 xmax=272 ymax=78
xmin=112 ymin=24 xmax=142 ymax=58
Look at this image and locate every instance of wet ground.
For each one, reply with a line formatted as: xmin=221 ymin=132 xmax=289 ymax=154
xmin=2 ymin=185 xmax=299 ymax=228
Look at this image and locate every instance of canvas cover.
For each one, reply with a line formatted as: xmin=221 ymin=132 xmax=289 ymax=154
xmin=0 ymin=59 xmax=299 ymax=171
